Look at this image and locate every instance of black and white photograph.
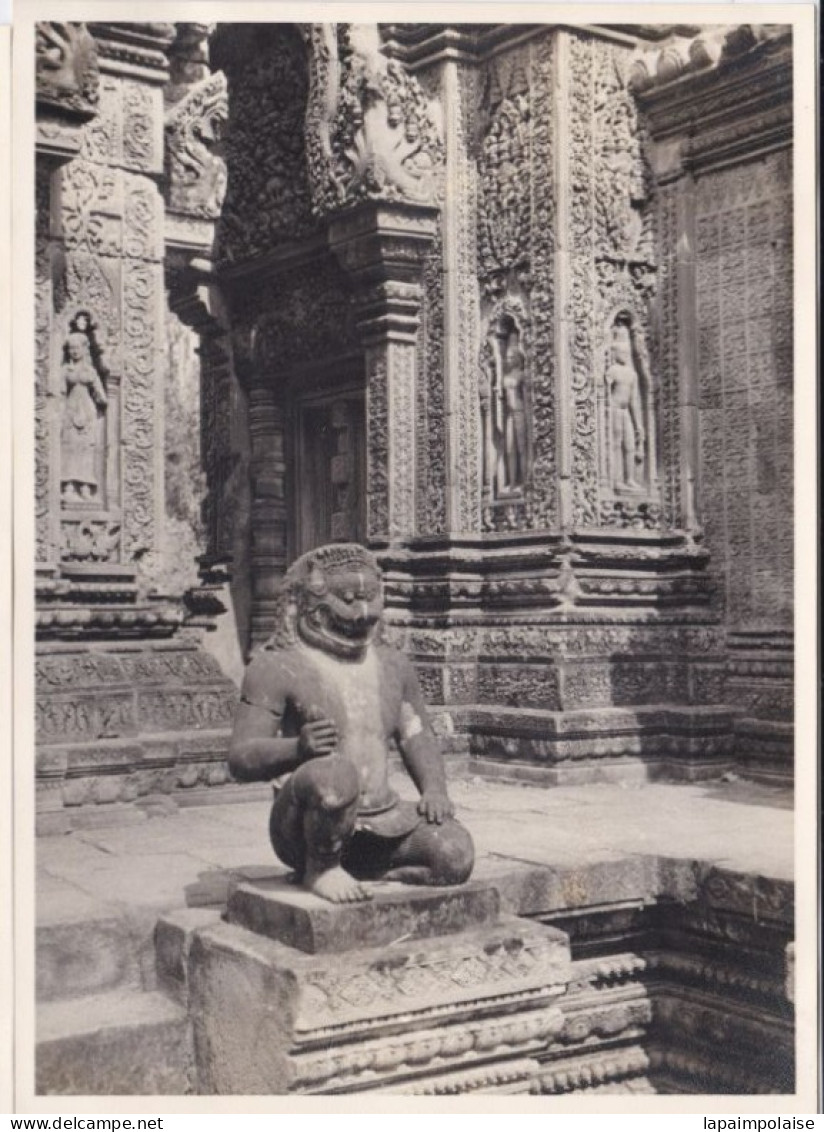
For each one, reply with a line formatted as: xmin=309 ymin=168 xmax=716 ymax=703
xmin=4 ymin=1 xmax=819 ymax=1114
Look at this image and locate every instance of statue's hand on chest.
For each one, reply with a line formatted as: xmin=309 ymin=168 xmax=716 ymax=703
xmin=296 ymin=715 xmax=339 ymax=761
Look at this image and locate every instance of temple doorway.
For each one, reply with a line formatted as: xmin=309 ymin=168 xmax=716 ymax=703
xmin=292 ymin=388 xmax=366 ymax=558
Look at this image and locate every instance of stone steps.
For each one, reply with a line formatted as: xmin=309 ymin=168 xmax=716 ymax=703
xmin=36 ymin=988 xmax=194 ymax=1095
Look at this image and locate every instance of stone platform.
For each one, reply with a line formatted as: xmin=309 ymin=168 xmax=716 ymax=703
xmin=175 ymin=878 xmax=570 ymax=1094
xmin=35 ymin=774 xmax=795 ymax=1096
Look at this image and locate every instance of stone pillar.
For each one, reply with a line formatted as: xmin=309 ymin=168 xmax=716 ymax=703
xmin=34 ymin=22 xmax=240 ymax=829
xmin=328 ymin=202 xmax=439 ymax=549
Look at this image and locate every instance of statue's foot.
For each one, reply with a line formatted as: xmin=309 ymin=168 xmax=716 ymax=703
xmin=304 ymin=864 xmax=372 ymax=904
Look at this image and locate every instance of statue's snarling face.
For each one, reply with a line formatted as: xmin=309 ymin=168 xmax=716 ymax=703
xmin=295 ymin=553 xmax=383 ymax=660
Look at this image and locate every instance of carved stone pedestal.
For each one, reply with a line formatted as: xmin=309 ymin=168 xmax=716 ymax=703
xmin=180 ymin=877 xmax=570 ymax=1094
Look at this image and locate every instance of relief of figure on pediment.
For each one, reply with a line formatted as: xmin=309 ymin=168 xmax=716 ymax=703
xmin=305 ymin=23 xmax=444 ymax=215
xmin=480 ymin=310 xmax=530 ymax=500
xmin=60 ymin=311 xmax=108 ymax=505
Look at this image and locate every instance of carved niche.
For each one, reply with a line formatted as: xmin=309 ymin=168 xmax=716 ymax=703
xmin=36 ymin=22 xmax=100 ymax=118
xmin=165 ymin=70 xmax=228 ymax=220
xmin=56 ymin=311 xmax=122 ymax=566
xmin=599 ymin=310 xmax=657 ymax=501
xmin=479 ymin=302 xmax=532 ymax=502
xmin=304 ymin=24 xmax=445 ymax=217
xmin=59 ymin=311 xmax=108 ymax=505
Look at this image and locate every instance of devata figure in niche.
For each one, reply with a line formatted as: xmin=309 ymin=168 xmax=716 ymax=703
xmin=230 ymin=543 xmax=474 ymax=903
xmin=60 ymin=312 xmax=108 ymax=503
xmin=607 ymin=314 xmax=647 ymax=493
xmin=480 ymin=313 xmax=529 ymax=498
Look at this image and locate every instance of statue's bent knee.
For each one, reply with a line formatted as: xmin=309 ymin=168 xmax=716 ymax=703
xmin=291 ymin=753 xmax=360 ymax=812
xmin=427 ymin=819 xmax=475 ymax=886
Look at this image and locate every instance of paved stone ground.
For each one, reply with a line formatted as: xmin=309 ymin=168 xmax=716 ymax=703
xmin=37 ymin=775 xmax=793 ymax=929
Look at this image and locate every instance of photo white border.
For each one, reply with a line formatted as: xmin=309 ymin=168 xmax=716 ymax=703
xmin=7 ymin=0 xmax=820 ymax=1115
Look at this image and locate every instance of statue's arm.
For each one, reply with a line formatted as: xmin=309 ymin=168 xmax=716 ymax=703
xmin=228 ymin=656 xmax=301 ymax=782
xmin=393 ymin=654 xmax=454 ymax=824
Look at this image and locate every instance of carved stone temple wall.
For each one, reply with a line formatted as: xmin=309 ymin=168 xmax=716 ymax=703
xmin=33 ymin=21 xmax=795 ymax=823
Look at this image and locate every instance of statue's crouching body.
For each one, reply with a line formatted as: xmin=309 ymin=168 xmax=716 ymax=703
xmin=229 ymin=544 xmax=474 ymax=903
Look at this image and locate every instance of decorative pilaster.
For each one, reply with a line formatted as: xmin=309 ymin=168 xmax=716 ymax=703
xmin=328 ymin=201 xmax=439 ymax=547
xmin=246 ymin=384 xmax=287 ymax=648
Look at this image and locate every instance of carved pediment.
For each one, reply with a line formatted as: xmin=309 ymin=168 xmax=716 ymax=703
xmin=36 ymin=22 xmax=99 ymax=118
xmin=165 ymin=71 xmax=228 ymax=221
xmin=305 ymin=23 xmax=444 ymax=217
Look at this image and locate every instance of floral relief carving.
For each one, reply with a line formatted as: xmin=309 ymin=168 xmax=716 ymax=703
xmin=365 ymin=353 xmax=389 ymax=540
xmin=122 ymin=81 xmax=157 ymax=171
xmin=477 ymin=58 xmax=531 ymax=295
xmin=417 ymin=233 xmax=447 ymax=535
xmin=120 ymin=260 xmax=159 ymax=562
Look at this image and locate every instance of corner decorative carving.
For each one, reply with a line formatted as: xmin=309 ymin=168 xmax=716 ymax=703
xmin=477 ymin=36 xmax=555 ymax=533
xmin=568 ymin=35 xmax=660 ymax=530
xmin=36 ymin=23 xmax=100 ymax=118
xmin=165 ymin=71 xmax=228 ymax=220
xmin=305 ymin=24 xmax=444 ymax=217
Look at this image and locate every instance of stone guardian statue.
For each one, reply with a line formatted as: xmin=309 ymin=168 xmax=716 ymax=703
xmin=230 ymin=544 xmax=474 ymax=903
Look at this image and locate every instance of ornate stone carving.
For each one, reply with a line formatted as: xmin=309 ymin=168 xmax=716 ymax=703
xmin=240 ymin=257 xmax=358 ymax=376
xmin=122 ymin=81 xmax=158 ymax=172
xmin=35 ymin=166 xmax=54 ymax=564
xmin=165 ymin=71 xmax=228 ymax=220
xmin=59 ymin=312 xmax=108 ymax=504
xmin=477 ymin=58 xmax=531 ymax=294
xmin=416 ymin=233 xmax=447 ymax=535
xmin=366 ymin=353 xmax=390 ymax=540
xmin=694 ymin=150 xmax=793 ymax=629
xmin=59 ymin=159 xmax=120 ymax=256
xmin=567 ymin=35 xmax=659 ymax=531
xmin=217 ymin=27 xmax=316 ymax=263
xmin=36 ymin=22 xmax=99 ymax=117
xmin=454 ymin=64 xmax=482 ymax=534
xmin=477 ymin=36 xmax=555 ymax=533
xmin=60 ymin=518 xmax=120 ymax=562
xmin=305 ymin=24 xmax=444 ymax=217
